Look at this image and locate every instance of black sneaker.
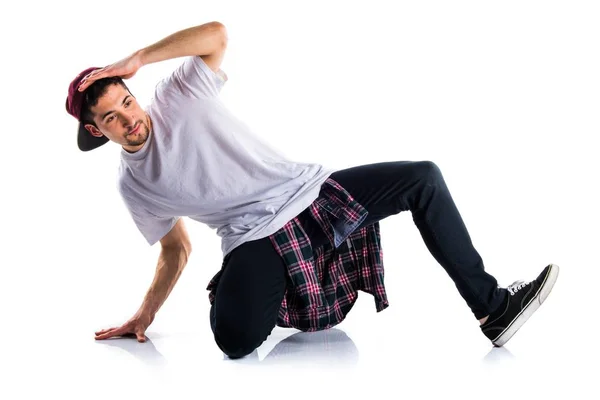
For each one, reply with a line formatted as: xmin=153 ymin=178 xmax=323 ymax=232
xmin=481 ymin=263 xmax=559 ymax=347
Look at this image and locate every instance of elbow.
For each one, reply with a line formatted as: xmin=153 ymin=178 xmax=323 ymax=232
xmin=210 ymin=21 xmax=228 ymax=46
xmin=210 ymin=21 xmax=226 ymax=31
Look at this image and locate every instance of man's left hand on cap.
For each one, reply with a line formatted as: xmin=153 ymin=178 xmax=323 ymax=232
xmin=78 ymin=52 xmax=144 ymax=92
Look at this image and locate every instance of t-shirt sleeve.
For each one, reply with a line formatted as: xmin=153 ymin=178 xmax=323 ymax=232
xmin=119 ymin=192 xmax=180 ymax=247
xmin=160 ymin=55 xmax=228 ymax=99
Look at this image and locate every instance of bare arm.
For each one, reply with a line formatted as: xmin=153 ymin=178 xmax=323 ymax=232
xmin=78 ymin=21 xmax=227 ymax=92
xmin=137 ymin=245 xmax=191 ymax=319
xmin=95 ymin=219 xmax=192 ymax=342
xmin=136 ymin=21 xmax=227 ymax=68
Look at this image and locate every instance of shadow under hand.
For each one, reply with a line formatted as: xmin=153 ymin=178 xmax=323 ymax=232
xmin=232 ymin=328 xmax=359 ymax=366
xmin=95 ymin=333 xmax=168 ymax=367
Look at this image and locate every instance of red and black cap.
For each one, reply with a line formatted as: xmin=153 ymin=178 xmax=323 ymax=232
xmin=65 ymin=67 xmax=110 ymax=152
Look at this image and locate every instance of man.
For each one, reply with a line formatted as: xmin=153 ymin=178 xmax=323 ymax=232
xmin=66 ymin=21 xmax=559 ymax=359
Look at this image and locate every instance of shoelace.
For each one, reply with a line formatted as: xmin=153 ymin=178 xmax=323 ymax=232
xmin=507 ymin=280 xmax=530 ymax=296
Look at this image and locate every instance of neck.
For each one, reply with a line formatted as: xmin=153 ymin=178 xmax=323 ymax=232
xmin=146 ymin=113 xmax=153 ymax=133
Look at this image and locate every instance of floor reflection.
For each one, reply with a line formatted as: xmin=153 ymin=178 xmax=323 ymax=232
xmin=97 ymin=336 xmax=168 ymax=367
xmin=482 ymin=345 xmax=516 ymax=365
xmin=231 ymin=328 xmax=359 ymax=366
xmin=94 ymin=328 xmax=358 ymax=367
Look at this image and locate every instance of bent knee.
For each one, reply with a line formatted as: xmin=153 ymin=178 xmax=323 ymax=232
xmin=215 ymin=335 xmax=256 ymax=359
xmin=414 ymin=160 xmax=443 ymax=183
xmin=213 ymin=321 xmax=267 ymax=359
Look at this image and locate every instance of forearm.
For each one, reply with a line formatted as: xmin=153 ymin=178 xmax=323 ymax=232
xmin=135 ymin=21 xmax=227 ymax=66
xmin=138 ymin=246 xmax=191 ymax=318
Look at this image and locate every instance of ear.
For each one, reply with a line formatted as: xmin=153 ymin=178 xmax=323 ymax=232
xmin=84 ymin=124 xmax=104 ymax=138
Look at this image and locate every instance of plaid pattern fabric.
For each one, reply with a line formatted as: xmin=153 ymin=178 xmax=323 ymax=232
xmin=207 ymin=178 xmax=389 ymax=332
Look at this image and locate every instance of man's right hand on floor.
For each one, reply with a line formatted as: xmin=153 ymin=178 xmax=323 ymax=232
xmin=95 ymin=312 xmax=154 ymax=343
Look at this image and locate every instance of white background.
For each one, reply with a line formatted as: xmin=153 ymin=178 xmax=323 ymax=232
xmin=1 ymin=0 xmax=598 ymax=398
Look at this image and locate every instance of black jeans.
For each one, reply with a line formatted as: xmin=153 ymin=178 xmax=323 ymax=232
xmin=210 ymin=160 xmax=507 ymax=358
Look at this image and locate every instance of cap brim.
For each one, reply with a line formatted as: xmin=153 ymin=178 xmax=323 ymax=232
xmin=77 ymin=122 xmax=109 ymax=152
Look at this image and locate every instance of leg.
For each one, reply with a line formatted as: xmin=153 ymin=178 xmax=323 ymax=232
xmin=325 ymin=160 xmax=506 ymax=320
xmin=210 ymin=236 xmax=287 ymax=359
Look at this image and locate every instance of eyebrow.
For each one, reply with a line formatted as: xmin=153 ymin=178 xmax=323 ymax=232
xmin=101 ymin=95 xmax=131 ymax=122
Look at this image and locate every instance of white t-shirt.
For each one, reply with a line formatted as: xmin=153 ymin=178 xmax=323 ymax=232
xmin=117 ymin=55 xmax=335 ymax=257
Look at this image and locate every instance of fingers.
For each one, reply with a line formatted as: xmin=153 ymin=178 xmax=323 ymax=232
xmin=95 ymin=327 xmax=117 ymax=336
xmin=95 ymin=326 xmax=126 ymax=340
xmin=94 ymin=326 xmax=148 ymax=342
xmin=78 ymin=77 xmax=94 ymax=92
xmin=78 ymin=79 xmax=90 ymax=92
xmin=78 ymin=68 xmax=105 ymax=92
xmin=135 ymin=326 xmax=147 ymax=342
xmin=87 ymin=68 xmax=105 ymax=80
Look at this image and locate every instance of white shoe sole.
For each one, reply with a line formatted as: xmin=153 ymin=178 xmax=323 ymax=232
xmin=492 ymin=263 xmax=560 ymax=347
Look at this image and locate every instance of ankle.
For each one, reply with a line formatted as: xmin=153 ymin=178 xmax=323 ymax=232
xmin=479 ymin=315 xmax=489 ymax=325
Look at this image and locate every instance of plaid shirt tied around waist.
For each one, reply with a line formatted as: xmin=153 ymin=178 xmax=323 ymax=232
xmin=207 ymin=178 xmax=389 ymax=331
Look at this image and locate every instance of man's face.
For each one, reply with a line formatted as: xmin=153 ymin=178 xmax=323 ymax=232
xmin=84 ymin=83 xmax=150 ymax=153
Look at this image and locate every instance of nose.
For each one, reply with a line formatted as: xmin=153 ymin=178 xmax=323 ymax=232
xmin=123 ymin=115 xmax=137 ymax=129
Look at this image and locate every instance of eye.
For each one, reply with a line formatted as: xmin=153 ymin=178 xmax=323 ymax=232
xmin=107 ymin=116 xmax=114 ymax=123
xmin=125 ymin=100 xmax=132 ymax=107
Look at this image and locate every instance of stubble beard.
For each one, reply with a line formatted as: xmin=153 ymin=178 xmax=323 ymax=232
xmin=125 ymin=122 xmax=148 ymax=146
